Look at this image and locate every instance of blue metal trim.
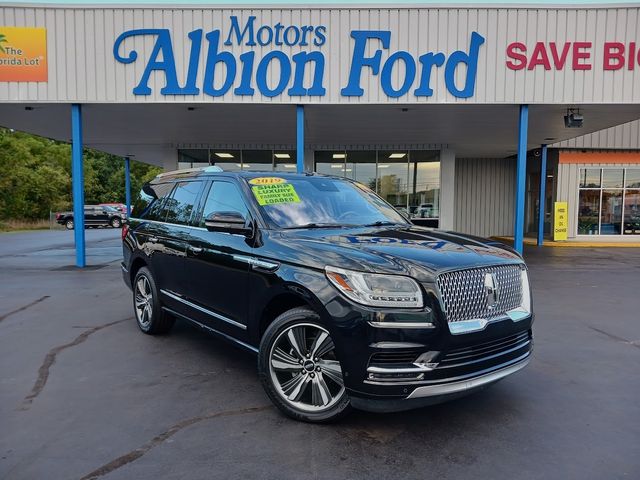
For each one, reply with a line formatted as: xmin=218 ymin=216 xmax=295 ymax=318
xmin=71 ymin=104 xmax=86 ymax=268
xmin=296 ymin=104 xmax=304 ymax=173
xmin=537 ymin=144 xmax=548 ymax=246
xmin=514 ymin=104 xmax=528 ymax=255
xmin=124 ymin=156 xmax=132 ymax=217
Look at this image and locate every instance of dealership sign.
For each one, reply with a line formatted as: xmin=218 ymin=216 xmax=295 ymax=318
xmin=114 ymin=16 xmax=485 ymax=99
xmin=0 ymin=27 xmax=47 ymax=82
xmin=114 ymin=16 xmax=639 ymax=99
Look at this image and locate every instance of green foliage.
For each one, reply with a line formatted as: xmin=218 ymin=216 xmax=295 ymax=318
xmin=0 ymin=128 xmax=162 ymax=220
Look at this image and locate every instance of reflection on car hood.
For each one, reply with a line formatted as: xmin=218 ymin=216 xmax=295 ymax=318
xmin=271 ymin=225 xmax=523 ymax=282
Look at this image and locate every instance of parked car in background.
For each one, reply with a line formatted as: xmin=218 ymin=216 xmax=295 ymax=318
xmin=122 ymin=169 xmax=533 ymax=423
xmin=56 ymin=205 xmax=125 ymax=230
xmin=417 ymin=203 xmax=435 ymax=218
xmin=100 ymin=202 xmax=129 ymax=215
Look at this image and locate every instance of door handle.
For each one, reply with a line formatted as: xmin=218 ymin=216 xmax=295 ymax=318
xmin=148 ymin=236 xmax=159 ymax=243
xmin=189 ymin=246 xmax=203 ymax=254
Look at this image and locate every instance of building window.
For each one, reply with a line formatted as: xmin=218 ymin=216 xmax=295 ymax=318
xmin=314 ymin=150 xmax=440 ymax=223
xmin=177 ymin=148 xmax=297 ymax=172
xmin=578 ymin=168 xmax=640 ymax=236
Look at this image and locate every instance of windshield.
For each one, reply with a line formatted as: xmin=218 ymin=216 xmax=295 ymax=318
xmin=247 ymin=176 xmax=409 ymax=229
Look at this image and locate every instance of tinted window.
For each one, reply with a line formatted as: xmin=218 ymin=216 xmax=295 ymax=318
xmin=133 ymin=182 xmax=173 ymax=221
xmin=199 ymin=181 xmax=249 ymax=226
xmin=164 ymin=181 xmax=202 ymax=225
xmin=250 ymin=177 xmax=407 ymax=229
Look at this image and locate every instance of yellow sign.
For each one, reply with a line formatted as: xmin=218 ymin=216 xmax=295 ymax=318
xmin=554 ymin=201 xmax=568 ymax=241
xmin=252 ymin=183 xmax=300 ymax=206
xmin=0 ymin=27 xmax=47 ymax=82
xmin=249 ymin=177 xmax=286 ymax=185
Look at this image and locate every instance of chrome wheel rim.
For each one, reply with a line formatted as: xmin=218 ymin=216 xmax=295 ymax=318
xmin=269 ymin=323 xmax=345 ymax=413
xmin=134 ymin=276 xmax=153 ymax=328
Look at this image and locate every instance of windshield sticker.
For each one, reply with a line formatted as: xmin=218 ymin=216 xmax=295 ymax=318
xmin=252 ymin=183 xmax=301 ymax=206
xmin=249 ymin=177 xmax=286 ymax=185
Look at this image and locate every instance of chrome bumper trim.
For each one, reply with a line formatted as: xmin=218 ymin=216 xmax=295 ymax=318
xmin=368 ymin=321 xmax=435 ymax=329
xmin=367 ymin=363 xmax=437 ymax=374
xmin=405 ymin=353 xmax=531 ymax=399
xmin=448 ymin=308 xmax=531 ymax=335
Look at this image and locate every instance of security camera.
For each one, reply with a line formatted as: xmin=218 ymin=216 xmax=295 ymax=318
xmin=564 ymin=109 xmax=584 ymax=128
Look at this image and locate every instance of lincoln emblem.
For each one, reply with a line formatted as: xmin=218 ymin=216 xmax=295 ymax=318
xmin=484 ymin=273 xmax=499 ymax=309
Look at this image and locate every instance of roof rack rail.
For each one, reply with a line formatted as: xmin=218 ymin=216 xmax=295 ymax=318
xmin=155 ymin=165 xmax=223 ymax=179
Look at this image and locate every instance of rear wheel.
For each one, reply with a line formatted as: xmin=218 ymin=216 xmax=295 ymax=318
xmin=258 ymin=307 xmax=351 ymax=423
xmin=65 ymin=219 xmax=74 ymax=230
xmin=133 ymin=267 xmax=175 ymax=334
xmin=110 ymin=217 xmax=122 ymax=228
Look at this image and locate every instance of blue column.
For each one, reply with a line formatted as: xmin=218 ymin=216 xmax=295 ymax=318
xmin=71 ymin=104 xmax=86 ymax=268
xmin=537 ymin=144 xmax=548 ymax=246
xmin=296 ymin=105 xmax=304 ymax=173
xmin=124 ymin=156 xmax=131 ymax=217
xmin=514 ymin=104 xmax=528 ymax=255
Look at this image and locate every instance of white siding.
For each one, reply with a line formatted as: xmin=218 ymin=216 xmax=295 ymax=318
xmin=1 ymin=5 xmax=640 ymax=104
xmin=454 ymin=157 xmax=516 ymax=238
xmin=554 ymin=119 xmax=640 ymax=149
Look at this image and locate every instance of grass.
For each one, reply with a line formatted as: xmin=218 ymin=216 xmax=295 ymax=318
xmin=0 ymin=219 xmax=57 ymax=232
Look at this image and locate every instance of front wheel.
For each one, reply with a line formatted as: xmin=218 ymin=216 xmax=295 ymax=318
xmin=258 ymin=307 xmax=351 ymax=423
xmin=110 ymin=217 xmax=122 ymax=228
xmin=65 ymin=219 xmax=74 ymax=230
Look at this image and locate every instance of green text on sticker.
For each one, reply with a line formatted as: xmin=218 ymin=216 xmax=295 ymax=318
xmin=252 ymin=183 xmax=301 ymax=206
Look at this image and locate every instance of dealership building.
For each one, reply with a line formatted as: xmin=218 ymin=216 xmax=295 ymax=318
xmin=0 ymin=1 xmax=639 ymax=266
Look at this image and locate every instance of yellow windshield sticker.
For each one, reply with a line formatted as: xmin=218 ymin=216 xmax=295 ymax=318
xmin=252 ymin=183 xmax=301 ymax=206
xmin=248 ymin=177 xmax=286 ymax=185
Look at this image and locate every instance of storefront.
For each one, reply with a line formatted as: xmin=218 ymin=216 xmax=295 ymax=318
xmin=1 ymin=2 xmax=639 ymax=265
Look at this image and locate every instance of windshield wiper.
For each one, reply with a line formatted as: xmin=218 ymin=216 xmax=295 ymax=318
xmin=284 ymin=223 xmax=352 ymax=230
xmin=363 ymin=221 xmax=405 ymax=227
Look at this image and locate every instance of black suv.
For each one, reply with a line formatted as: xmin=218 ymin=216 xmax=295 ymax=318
xmin=56 ymin=205 xmax=124 ymax=230
xmin=122 ymin=168 xmax=533 ymax=422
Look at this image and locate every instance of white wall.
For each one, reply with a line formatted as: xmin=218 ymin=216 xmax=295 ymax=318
xmin=454 ymin=157 xmax=516 ymax=238
xmin=1 ymin=5 xmax=639 ymax=104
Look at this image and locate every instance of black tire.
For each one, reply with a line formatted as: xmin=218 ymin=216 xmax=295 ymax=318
xmin=258 ymin=307 xmax=351 ymax=423
xmin=132 ymin=267 xmax=175 ymax=335
xmin=65 ymin=219 xmax=74 ymax=230
xmin=110 ymin=217 xmax=122 ymax=228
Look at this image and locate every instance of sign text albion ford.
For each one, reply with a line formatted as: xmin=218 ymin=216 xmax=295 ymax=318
xmin=113 ymin=16 xmax=485 ymax=99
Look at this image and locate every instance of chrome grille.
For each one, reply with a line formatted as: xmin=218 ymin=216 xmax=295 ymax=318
xmin=436 ymin=265 xmax=523 ymax=323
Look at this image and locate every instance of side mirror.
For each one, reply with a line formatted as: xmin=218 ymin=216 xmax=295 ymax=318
xmin=204 ymin=211 xmax=253 ymax=236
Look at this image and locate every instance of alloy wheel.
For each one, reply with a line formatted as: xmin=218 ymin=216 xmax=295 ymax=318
xmin=134 ymin=275 xmax=153 ymax=328
xmin=269 ymin=323 xmax=345 ymax=413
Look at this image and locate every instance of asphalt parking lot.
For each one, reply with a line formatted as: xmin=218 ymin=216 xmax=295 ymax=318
xmin=1 ymin=229 xmax=638 ymax=480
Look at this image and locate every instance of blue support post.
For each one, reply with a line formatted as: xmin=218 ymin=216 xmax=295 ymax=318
xmin=71 ymin=104 xmax=86 ymax=268
xmin=537 ymin=144 xmax=548 ymax=246
xmin=124 ymin=156 xmax=131 ymax=217
xmin=514 ymin=104 xmax=528 ymax=255
xmin=296 ymin=105 xmax=304 ymax=173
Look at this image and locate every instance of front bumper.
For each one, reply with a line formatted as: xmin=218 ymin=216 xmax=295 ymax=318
xmin=350 ymin=352 xmax=531 ymax=412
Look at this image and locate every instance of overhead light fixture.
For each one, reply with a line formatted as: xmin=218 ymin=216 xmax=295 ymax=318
xmin=283 ymin=164 xmax=296 ymax=169
xmin=332 ymin=153 xmax=346 ymax=159
xmin=274 ymin=153 xmax=290 ymax=159
xmin=331 ymin=164 xmax=344 ymax=169
xmin=378 ymin=164 xmax=390 ymax=168
xmin=564 ymin=109 xmax=583 ymax=128
xmin=243 ymin=164 xmax=251 ymax=169
xmin=544 ymin=137 xmax=556 ymax=141
xmin=345 ymin=168 xmax=353 ymax=172
xmin=389 ymin=153 xmax=406 ymax=159
xmin=215 ymin=153 xmax=234 ymax=158
xmin=236 ymin=163 xmax=243 ymax=168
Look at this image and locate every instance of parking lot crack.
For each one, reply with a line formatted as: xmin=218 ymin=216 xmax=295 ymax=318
xmin=588 ymin=326 xmax=640 ymax=351
xmin=19 ymin=317 xmax=132 ymax=410
xmin=0 ymin=295 xmax=50 ymax=323
xmin=79 ymin=405 xmax=270 ymax=480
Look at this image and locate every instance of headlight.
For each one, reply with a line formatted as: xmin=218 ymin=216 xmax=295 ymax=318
xmin=325 ymin=266 xmax=423 ymax=308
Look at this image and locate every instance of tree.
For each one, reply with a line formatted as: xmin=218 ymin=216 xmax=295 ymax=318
xmin=0 ymin=128 xmax=162 ymax=220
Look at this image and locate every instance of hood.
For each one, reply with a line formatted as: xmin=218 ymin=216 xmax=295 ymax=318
xmin=269 ymin=225 xmax=523 ymax=282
